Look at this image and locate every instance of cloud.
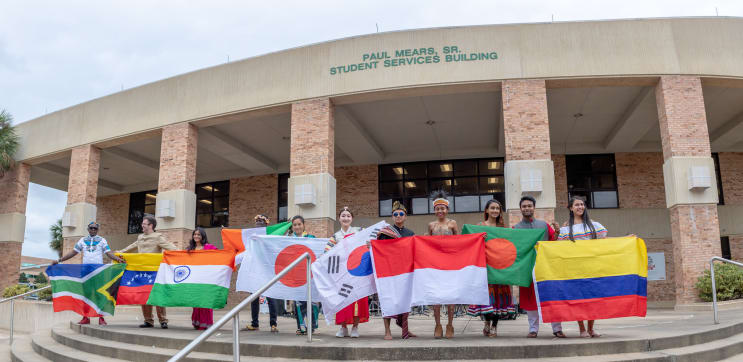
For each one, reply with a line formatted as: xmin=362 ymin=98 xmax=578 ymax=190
xmin=22 ymin=183 xmax=66 ymax=259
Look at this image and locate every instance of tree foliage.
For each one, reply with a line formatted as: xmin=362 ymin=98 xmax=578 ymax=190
xmin=0 ymin=109 xmax=19 ymax=175
xmin=50 ymin=219 xmax=63 ymax=257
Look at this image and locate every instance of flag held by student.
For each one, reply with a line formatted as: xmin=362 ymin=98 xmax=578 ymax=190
xmin=222 ymin=221 xmax=293 ymax=264
xmin=462 ymin=224 xmax=545 ymax=287
xmin=236 ymin=235 xmax=327 ymax=301
xmin=371 ymin=233 xmax=489 ymax=317
xmin=46 ymin=263 xmax=125 ymax=317
xmin=147 ymin=250 xmax=234 ymax=309
xmin=535 ymin=236 xmax=648 ymax=323
xmin=114 ymin=253 xmax=161 ymax=305
xmin=312 ymin=221 xmax=387 ymax=323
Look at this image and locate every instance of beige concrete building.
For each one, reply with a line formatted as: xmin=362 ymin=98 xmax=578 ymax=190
xmin=2 ymin=17 xmax=743 ymax=307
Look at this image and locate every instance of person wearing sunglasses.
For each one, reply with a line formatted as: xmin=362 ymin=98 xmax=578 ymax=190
xmin=378 ymin=201 xmax=417 ymax=340
xmin=53 ymin=221 xmax=124 ymax=325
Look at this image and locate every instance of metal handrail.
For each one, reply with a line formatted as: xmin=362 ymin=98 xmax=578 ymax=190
xmin=710 ymin=256 xmax=743 ymax=324
xmin=169 ymin=252 xmax=313 ymax=362
xmin=2 ymin=285 xmax=52 ymax=345
xmin=20 ymin=263 xmax=52 ymax=270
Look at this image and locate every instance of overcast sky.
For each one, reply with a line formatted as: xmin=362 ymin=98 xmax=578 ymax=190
xmin=2 ymin=0 xmax=741 ymax=259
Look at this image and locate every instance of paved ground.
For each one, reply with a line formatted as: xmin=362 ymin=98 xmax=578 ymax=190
xmin=76 ymin=306 xmax=741 ymax=348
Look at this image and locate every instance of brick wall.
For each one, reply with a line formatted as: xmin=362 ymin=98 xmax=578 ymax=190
xmin=645 ymin=238 xmax=675 ymax=302
xmin=718 ymin=152 xmax=743 ymax=205
xmin=158 ymin=123 xmax=198 ymax=192
xmin=67 ymin=145 xmax=100 ymax=205
xmin=0 ymin=241 xmax=22 ymax=291
xmin=670 ymin=204 xmax=721 ymax=303
xmin=655 ymin=76 xmax=711 ymax=159
xmin=229 ymin=174 xmax=278 ymax=228
xmin=290 ymin=98 xmax=334 ymax=176
xmin=502 ymin=80 xmax=551 ymax=161
xmin=616 ymin=152 xmax=666 ymax=208
xmin=552 ymin=154 xmax=568 ymax=208
xmin=96 ymin=194 xmax=129 ymax=237
xmin=0 ymin=163 xmax=30 ymax=215
xmin=335 ymin=164 xmax=378 ymax=218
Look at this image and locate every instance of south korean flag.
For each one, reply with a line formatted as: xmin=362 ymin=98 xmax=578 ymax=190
xmin=311 ymin=221 xmax=387 ymax=324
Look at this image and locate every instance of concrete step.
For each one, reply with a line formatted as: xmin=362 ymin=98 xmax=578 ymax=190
xmin=9 ymin=335 xmax=51 ymax=362
xmin=30 ymin=330 xmax=127 ymax=362
xmin=71 ymin=318 xmax=743 ymax=360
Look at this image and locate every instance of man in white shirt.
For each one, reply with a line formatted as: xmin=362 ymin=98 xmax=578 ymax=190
xmin=53 ymin=221 xmax=124 ymax=325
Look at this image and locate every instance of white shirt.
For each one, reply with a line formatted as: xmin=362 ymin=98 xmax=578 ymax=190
xmin=74 ymin=236 xmax=111 ymax=264
xmin=557 ymin=221 xmax=608 ymax=241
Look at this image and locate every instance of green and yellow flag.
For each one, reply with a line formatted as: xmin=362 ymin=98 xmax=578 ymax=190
xmin=462 ymin=224 xmax=545 ymax=287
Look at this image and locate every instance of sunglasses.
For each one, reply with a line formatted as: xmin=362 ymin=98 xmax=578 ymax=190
xmin=88 ymin=227 xmax=98 ymax=230
xmin=392 ymin=212 xmax=405 ymax=217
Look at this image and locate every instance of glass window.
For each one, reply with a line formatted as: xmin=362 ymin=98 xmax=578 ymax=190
xmin=278 ymin=174 xmax=289 ymax=222
xmin=713 ymin=153 xmax=724 ymax=206
xmin=565 ymin=154 xmax=618 ymax=209
xmin=128 ymin=190 xmax=157 ymax=234
xmin=378 ymin=158 xmax=505 ymax=216
xmin=195 ymin=181 xmax=230 ymax=227
xmin=721 ymin=236 xmax=731 ymax=260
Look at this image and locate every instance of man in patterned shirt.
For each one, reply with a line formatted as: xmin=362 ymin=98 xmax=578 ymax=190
xmin=53 ymin=221 xmax=124 ymax=325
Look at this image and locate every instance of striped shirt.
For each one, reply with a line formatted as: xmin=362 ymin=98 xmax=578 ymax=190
xmin=557 ymin=221 xmax=608 ymax=240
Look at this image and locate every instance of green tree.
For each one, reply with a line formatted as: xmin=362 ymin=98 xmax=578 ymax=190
xmin=18 ymin=272 xmax=28 ymax=283
xmin=35 ymin=272 xmax=48 ymax=284
xmin=49 ymin=219 xmax=63 ymax=257
xmin=0 ymin=109 xmax=20 ymax=175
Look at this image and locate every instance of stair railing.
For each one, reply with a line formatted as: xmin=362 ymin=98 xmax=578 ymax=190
xmin=710 ymin=256 xmax=743 ymax=324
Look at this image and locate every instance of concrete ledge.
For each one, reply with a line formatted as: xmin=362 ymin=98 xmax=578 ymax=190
xmin=675 ymin=299 xmax=743 ymax=312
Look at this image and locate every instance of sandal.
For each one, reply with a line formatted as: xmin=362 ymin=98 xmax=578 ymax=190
xmin=579 ymin=331 xmax=591 ymax=338
xmin=271 ymin=326 xmax=279 ymax=333
xmin=434 ymin=324 xmax=443 ymax=339
xmin=296 ymin=329 xmax=306 ymax=335
xmin=445 ymin=324 xmax=454 ymax=339
xmin=553 ymin=331 xmax=566 ymax=338
xmin=482 ymin=327 xmax=490 ymax=337
xmin=488 ymin=327 xmax=497 ymax=338
xmin=589 ymin=330 xmax=602 ymax=338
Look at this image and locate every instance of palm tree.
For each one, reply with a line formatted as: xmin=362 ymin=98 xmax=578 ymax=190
xmin=0 ymin=109 xmax=20 ymax=175
xmin=49 ymin=219 xmax=63 ymax=257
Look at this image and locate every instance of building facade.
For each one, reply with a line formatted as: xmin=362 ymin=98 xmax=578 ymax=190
xmin=2 ymin=17 xmax=743 ymax=307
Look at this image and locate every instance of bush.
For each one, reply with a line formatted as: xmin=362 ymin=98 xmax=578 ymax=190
xmin=35 ymin=283 xmax=52 ymax=301
xmin=696 ymin=263 xmax=743 ymax=302
xmin=35 ymin=273 xmax=48 ymax=284
xmin=2 ymin=284 xmax=30 ymax=298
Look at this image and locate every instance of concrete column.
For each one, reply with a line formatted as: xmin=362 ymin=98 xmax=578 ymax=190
xmin=0 ymin=163 xmax=30 ymax=290
xmin=156 ymin=123 xmax=198 ymax=249
xmin=655 ymin=75 xmax=721 ymax=305
xmin=289 ymin=98 xmax=336 ymax=238
xmin=62 ymin=145 xmax=101 ymax=263
xmin=501 ymin=80 xmax=556 ymax=226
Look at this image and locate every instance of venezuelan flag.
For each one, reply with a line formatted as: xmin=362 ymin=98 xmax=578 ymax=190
xmin=534 ymin=236 xmax=647 ymax=322
xmin=114 ymin=253 xmax=162 ymax=305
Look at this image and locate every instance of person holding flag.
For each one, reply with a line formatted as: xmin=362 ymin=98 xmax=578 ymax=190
xmin=327 ymin=207 xmax=368 ymax=338
xmin=466 ymin=199 xmax=513 ymax=338
xmin=52 ymin=221 xmax=125 ymax=325
xmin=186 ymin=227 xmax=218 ymax=330
xmin=117 ymin=215 xmax=177 ymax=329
xmin=245 ymin=214 xmax=281 ymax=333
xmin=427 ymin=190 xmax=459 ymax=339
xmin=557 ymin=195 xmax=608 ymax=338
xmin=287 ymin=215 xmax=320 ymax=335
xmin=513 ymin=196 xmax=564 ymax=338
xmin=378 ymin=201 xmax=417 ymax=340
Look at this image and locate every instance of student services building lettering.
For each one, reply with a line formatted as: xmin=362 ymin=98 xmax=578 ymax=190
xmin=329 ymin=45 xmax=498 ymax=75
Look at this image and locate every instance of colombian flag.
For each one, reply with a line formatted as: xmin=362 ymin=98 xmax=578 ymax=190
xmin=535 ymin=236 xmax=648 ymax=322
xmin=114 ymin=253 xmax=162 ymax=305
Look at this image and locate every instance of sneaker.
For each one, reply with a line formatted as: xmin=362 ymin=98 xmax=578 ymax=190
xmin=336 ymin=326 xmax=349 ymax=338
xmin=160 ymin=322 xmax=168 ymax=329
xmin=98 ymin=317 xmax=107 ymax=326
xmin=78 ymin=317 xmax=90 ymax=325
xmin=139 ymin=322 xmax=154 ymax=328
xmin=350 ymin=326 xmax=360 ymax=338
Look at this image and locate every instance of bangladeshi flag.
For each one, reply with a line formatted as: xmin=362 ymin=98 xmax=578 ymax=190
xmin=462 ymin=224 xmax=545 ymax=287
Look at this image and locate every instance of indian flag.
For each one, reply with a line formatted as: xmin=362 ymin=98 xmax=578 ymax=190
xmin=147 ymin=250 xmax=235 ymax=309
xmin=222 ymin=221 xmax=292 ymax=264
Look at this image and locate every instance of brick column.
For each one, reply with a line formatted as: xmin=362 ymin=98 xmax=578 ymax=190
xmin=655 ymin=75 xmax=721 ymax=305
xmin=501 ymin=80 xmax=557 ymax=226
xmin=288 ymin=98 xmax=336 ymax=238
xmin=62 ymin=145 xmax=101 ymax=263
xmin=0 ymin=163 xmax=30 ymax=290
xmin=156 ymin=123 xmax=198 ymax=249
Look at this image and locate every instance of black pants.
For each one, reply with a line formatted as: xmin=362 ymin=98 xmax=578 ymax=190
xmin=484 ymin=312 xmax=499 ymax=327
xmin=251 ymin=297 xmax=278 ymax=327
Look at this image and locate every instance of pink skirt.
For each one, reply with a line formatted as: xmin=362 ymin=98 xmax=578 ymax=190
xmin=191 ymin=307 xmax=213 ymax=329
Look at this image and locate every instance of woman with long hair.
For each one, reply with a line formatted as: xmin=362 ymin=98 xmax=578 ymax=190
xmin=466 ymin=199 xmax=514 ymax=338
xmin=557 ymin=195 xmax=608 ymax=338
xmin=328 ymin=207 xmax=369 ymax=338
xmin=187 ymin=227 xmax=217 ymax=330
xmin=427 ymin=190 xmax=459 ymax=339
xmin=287 ymin=215 xmax=320 ymax=335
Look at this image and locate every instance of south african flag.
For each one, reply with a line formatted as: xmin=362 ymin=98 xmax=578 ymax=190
xmin=46 ymin=264 xmax=125 ymax=317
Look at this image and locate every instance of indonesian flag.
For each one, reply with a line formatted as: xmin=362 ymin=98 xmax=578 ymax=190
xmin=236 ymin=235 xmax=328 ymax=301
xmin=312 ymin=221 xmax=387 ymax=324
xmin=371 ymin=233 xmax=489 ymax=317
